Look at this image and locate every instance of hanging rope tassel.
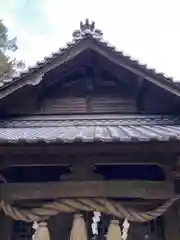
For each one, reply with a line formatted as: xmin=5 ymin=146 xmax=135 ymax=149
xmin=33 ymin=221 xmax=50 ymax=240
xmin=70 ymin=214 xmax=88 ymax=240
xmin=107 ymin=220 xmax=122 ymax=240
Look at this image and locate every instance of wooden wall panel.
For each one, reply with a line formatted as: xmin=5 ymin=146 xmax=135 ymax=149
xmin=40 ymin=97 xmax=87 ymax=114
xmin=0 ymin=78 xmax=138 ymax=116
xmin=39 ymin=96 xmax=137 ymax=114
xmin=89 ymin=96 xmax=137 ymax=113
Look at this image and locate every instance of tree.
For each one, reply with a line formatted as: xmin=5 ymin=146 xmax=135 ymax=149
xmin=0 ymin=19 xmax=24 ymax=80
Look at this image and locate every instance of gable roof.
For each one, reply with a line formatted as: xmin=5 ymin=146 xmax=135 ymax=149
xmin=1 ymin=19 xmax=180 ymax=100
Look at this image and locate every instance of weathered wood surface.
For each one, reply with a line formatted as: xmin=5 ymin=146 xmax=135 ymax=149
xmin=0 ymin=180 xmax=174 ymax=201
xmin=0 ymin=153 xmax=172 ymax=169
xmin=164 ymin=203 xmax=180 ymax=240
xmin=0 ymin=141 xmax=180 ymax=155
xmin=0 ymin=212 xmax=13 ymax=240
xmin=92 ymin=41 xmax=180 ymax=97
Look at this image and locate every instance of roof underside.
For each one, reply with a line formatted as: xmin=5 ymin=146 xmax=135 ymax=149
xmin=1 ymin=115 xmax=180 ymax=144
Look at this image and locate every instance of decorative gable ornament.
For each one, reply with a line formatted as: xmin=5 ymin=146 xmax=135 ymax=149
xmin=72 ymin=19 xmax=103 ymax=40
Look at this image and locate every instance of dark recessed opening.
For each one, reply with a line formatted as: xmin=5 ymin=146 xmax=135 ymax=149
xmin=95 ymin=164 xmax=165 ymax=181
xmin=1 ymin=165 xmax=70 ymax=183
xmin=1 ymin=164 xmax=166 ymax=183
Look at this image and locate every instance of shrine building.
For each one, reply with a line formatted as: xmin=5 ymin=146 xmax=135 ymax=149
xmin=1 ymin=19 xmax=180 ymax=240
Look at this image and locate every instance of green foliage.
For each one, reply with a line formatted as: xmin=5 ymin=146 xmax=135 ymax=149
xmin=0 ymin=19 xmax=24 ymax=79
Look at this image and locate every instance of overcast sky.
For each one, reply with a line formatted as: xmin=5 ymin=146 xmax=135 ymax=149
xmin=1 ymin=0 xmax=180 ymax=80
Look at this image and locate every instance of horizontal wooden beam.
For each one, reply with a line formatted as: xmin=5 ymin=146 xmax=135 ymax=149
xmin=0 ymin=153 xmax=173 ymax=169
xmin=0 ymin=180 xmax=174 ymax=202
xmin=0 ymin=141 xmax=180 ymax=155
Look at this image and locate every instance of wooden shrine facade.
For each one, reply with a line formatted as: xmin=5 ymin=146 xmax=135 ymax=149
xmin=1 ymin=19 xmax=180 ymax=240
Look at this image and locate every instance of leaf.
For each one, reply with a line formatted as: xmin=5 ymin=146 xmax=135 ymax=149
xmin=0 ymin=19 xmax=25 ymax=79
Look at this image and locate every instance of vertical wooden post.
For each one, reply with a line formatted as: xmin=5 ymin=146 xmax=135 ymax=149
xmin=48 ymin=213 xmax=73 ymax=240
xmin=164 ymin=165 xmax=180 ymax=240
xmin=164 ymin=203 xmax=180 ymax=240
xmin=0 ymin=212 xmax=13 ymax=240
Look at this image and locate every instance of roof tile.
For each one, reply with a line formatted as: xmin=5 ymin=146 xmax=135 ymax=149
xmin=0 ymin=115 xmax=180 ymax=144
xmin=0 ymin=124 xmax=180 ymax=144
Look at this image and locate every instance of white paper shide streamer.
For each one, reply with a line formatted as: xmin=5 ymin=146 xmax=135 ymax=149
xmin=122 ymin=219 xmax=130 ymax=240
xmin=92 ymin=211 xmax=101 ymax=238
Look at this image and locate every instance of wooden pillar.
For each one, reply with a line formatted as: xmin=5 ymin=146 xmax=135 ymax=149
xmin=0 ymin=212 xmax=13 ymax=240
xmin=127 ymin=222 xmax=148 ymax=240
xmin=48 ymin=213 xmax=73 ymax=240
xmin=164 ymin=203 xmax=180 ymax=240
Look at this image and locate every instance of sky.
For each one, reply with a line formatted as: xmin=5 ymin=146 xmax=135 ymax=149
xmin=1 ymin=0 xmax=180 ymax=80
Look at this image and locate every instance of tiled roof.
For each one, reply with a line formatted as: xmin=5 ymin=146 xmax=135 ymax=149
xmin=0 ymin=19 xmax=178 ymax=91
xmin=1 ymin=114 xmax=180 ymax=127
xmin=1 ymin=115 xmax=180 ymax=144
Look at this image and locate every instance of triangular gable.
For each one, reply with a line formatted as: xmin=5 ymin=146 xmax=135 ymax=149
xmin=1 ymin=20 xmax=180 ymax=145
xmin=1 ymin=19 xmax=180 ymax=102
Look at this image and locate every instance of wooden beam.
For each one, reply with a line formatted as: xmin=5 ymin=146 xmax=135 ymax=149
xmin=0 ymin=180 xmax=174 ymax=202
xmin=135 ymin=76 xmax=145 ymax=110
xmin=0 ymin=141 xmax=180 ymax=155
xmin=0 ymin=153 xmax=174 ymax=169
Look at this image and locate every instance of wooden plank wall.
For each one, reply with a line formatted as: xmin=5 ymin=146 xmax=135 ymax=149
xmin=40 ymin=96 xmax=137 ymax=114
